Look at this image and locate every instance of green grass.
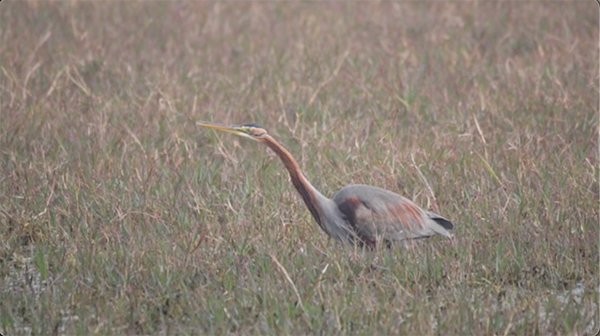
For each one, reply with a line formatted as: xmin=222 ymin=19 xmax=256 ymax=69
xmin=0 ymin=2 xmax=598 ymax=334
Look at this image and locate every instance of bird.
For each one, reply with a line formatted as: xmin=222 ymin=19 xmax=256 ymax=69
xmin=197 ymin=122 xmax=455 ymax=248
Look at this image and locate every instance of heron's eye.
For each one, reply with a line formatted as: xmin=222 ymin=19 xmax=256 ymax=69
xmin=250 ymin=128 xmax=266 ymax=137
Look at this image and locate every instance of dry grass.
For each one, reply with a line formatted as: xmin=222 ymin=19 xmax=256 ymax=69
xmin=0 ymin=1 xmax=598 ymax=334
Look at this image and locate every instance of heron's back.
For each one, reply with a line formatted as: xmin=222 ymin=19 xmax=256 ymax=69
xmin=332 ymin=184 xmax=454 ymax=245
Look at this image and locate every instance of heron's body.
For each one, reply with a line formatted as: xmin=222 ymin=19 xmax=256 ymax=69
xmin=198 ymin=122 xmax=455 ymax=247
xmin=333 ymin=185 xmax=454 ymax=245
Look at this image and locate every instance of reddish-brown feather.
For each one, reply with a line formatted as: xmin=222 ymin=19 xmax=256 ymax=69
xmin=337 ymin=197 xmax=376 ymax=247
xmin=339 ymin=196 xmax=429 ymax=244
xmin=198 ymin=123 xmax=454 ymax=246
xmin=390 ymin=202 xmax=426 ymax=230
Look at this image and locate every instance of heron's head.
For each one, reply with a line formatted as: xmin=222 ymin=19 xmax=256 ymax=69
xmin=197 ymin=121 xmax=269 ymax=142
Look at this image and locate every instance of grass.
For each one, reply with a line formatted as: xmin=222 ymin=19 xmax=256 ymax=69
xmin=0 ymin=1 xmax=598 ymax=334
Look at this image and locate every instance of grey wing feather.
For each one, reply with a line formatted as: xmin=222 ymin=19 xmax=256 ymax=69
xmin=333 ymin=184 xmax=454 ymax=242
xmin=427 ymin=211 xmax=455 ymax=231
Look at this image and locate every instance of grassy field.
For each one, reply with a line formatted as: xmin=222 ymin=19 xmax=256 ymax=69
xmin=0 ymin=2 xmax=598 ymax=335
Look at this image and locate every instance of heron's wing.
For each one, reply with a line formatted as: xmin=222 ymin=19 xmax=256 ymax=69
xmin=333 ymin=184 xmax=454 ymax=243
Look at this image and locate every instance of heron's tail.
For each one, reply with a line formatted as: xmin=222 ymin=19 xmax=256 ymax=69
xmin=426 ymin=212 xmax=455 ymax=238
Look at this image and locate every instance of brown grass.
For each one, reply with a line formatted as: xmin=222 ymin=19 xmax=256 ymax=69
xmin=0 ymin=1 xmax=598 ymax=334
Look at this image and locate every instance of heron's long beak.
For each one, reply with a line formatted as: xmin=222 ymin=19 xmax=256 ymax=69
xmin=197 ymin=121 xmax=252 ymax=139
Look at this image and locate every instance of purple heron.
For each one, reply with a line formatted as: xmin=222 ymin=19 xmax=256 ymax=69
xmin=198 ymin=122 xmax=455 ymax=248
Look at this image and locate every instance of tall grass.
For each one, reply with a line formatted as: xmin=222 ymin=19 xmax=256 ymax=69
xmin=0 ymin=2 xmax=597 ymax=334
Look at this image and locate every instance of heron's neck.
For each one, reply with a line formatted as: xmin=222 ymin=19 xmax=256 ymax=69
xmin=263 ymin=136 xmax=328 ymax=229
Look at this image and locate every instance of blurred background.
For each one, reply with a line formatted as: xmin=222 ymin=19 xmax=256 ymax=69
xmin=0 ymin=2 xmax=597 ymax=334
